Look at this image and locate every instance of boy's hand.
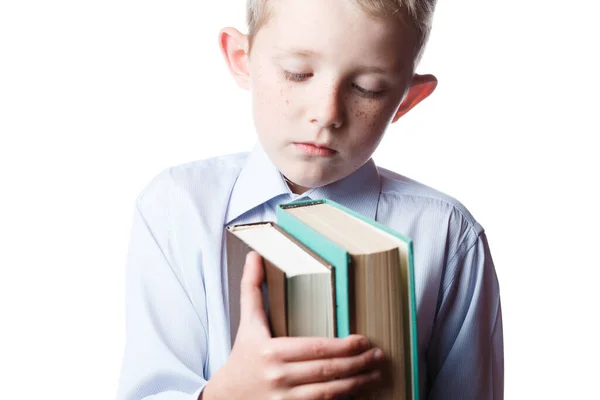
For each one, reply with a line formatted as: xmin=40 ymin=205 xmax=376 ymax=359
xmin=202 ymin=251 xmax=384 ymax=400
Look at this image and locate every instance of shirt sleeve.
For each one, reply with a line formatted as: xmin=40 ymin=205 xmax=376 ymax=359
xmin=426 ymin=231 xmax=504 ymax=399
xmin=115 ymin=199 xmax=208 ymax=400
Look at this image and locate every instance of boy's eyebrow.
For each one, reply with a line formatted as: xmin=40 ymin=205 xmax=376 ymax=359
xmin=273 ymin=47 xmax=320 ymax=59
xmin=355 ymin=65 xmax=388 ymax=74
xmin=273 ymin=48 xmax=392 ymax=74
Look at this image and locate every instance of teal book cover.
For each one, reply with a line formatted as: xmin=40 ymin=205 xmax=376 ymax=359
xmin=276 ymin=198 xmax=420 ymax=400
xmin=276 ymin=200 xmax=352 ymax=339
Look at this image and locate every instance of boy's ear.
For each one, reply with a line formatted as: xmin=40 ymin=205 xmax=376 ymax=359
xmin=219 ymin=27 xmax=250 ymax=90
xmin=392 ymin=74 xmax=438 ymax=123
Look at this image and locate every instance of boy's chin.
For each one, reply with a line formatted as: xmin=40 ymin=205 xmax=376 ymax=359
xmin=283 ymin=171 xmax=343 ymax=192
xmin=274 ymin=156 xmax=355 ymax=193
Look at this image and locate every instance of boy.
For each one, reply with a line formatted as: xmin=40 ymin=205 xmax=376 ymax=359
xmin=116 ymin=0 xmax=503 ymax=399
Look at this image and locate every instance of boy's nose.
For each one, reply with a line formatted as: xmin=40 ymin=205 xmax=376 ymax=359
xmin=310 ymin=86 xmax=344 ymax=130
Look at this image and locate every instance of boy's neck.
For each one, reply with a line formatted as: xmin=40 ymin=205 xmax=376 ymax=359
xmin=283 ymin=175 xmax=309 ymax=195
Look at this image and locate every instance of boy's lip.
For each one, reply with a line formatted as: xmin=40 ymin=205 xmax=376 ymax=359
xmin=293 ymin=142 xmax=336 ymax=157
xmin=294 ymin=141 xmax=334 ymax=149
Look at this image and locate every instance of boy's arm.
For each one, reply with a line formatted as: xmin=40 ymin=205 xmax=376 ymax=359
xmin=426 ymin=231 xmax=504 ymax=399
xmin=116 ymin=200 xmax=208 ymax=400
xmin=114 ymin=173 xmax=384 ymax=400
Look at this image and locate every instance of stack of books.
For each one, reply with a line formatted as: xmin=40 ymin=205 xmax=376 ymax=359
xmin=226 ymin=199 xmax=419 ymax=400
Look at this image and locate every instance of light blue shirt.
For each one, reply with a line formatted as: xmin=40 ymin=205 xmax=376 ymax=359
xmin=116 ymin=143 xmax=503 ymax=399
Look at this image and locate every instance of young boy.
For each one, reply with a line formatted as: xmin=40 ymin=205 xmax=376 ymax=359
xmin=116 ymin=0 xmax=503 ymax=399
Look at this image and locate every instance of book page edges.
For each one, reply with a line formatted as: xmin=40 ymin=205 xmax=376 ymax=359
xmin=226 ymin=222 xmax=337 ymax=339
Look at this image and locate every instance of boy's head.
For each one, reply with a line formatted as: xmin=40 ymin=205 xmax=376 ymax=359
xmin=246 ymin=0 xmax=435 ymax=66
xmin=220 ymin=0 xmax=438 ymax=194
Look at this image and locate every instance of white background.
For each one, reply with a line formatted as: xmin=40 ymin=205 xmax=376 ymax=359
xmin=1 ymin=1 xmax=598 ymax=399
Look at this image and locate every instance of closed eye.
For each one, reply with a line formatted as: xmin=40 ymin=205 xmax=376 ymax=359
xmin=282 ymin=70 xmax=384 ymax=99
xmin=352 ymin=83 xmax=384 ymax=99
xmin=283 ymin=70 xmax=313 ymax=82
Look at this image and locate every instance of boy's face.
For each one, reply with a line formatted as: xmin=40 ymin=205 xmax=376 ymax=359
xmin=222 ymin=0 xmax=434 ymax=193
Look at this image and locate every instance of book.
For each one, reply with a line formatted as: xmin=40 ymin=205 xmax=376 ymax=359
xmin=225 ymin=222 xmax=337 ymax=343
xmin=225 ymin=199 xmax=419 ymax=400
xmin=276 ymin=199 xmax=419 ymax=400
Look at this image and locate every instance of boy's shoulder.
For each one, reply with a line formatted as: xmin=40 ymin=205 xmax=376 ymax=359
xmin=376 ymin=165 xmax=483 ymax=234
xmin=136 ymin=151 xmax=249 ymax=206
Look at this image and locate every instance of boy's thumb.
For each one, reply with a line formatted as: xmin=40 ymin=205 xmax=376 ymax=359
xmin=239 ymin=251 xmax=270 ymax=333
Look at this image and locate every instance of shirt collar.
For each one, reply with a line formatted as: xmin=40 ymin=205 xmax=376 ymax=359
xmin=225 ymin=142 xmax=381 ymax=224
xmin=226 ymin=142 xmax=291 ymax=224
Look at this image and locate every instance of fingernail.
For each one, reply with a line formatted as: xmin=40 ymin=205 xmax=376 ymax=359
xmin=374 ymin=348 xmax=383 ymax=359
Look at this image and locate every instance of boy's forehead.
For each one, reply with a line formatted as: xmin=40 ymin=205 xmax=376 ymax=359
xmin=265 ymin=0 xmax=415 ymax=39
xmin=256 ymin=0 xmax=418 ymax=71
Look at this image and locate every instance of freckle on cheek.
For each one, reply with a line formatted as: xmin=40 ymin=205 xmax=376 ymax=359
xmin=368 ymin=114 xmax=379 ymax=128
xmin=285 ymin=99 xmax=290 ymax=105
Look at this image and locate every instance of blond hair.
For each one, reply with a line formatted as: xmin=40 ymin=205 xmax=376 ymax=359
xmin=246 ymin=0 xmax=436 ymax=61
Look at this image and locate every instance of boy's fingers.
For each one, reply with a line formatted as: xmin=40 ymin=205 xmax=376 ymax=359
xmin=239 ymin=251 xmax=270 ymax=331
xmin=284 ymin=347 xmax=385 ymax=386
xmin=286 ymin=369 xmax=381 ymax=400
xmin=266 ymin=335 xmax=371 ymax=362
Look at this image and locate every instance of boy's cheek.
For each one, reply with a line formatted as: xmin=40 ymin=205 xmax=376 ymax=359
xmin=347 ymin=102 xmax=390 ymax=130
xmin=252 ymin=99 xmax=293 ymax=143
xmin=255 ymin=89 xmax=300 ymax=124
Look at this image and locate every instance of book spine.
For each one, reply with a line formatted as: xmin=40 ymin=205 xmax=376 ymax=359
xmin=406 ymin=241 xmax=419 ymax=400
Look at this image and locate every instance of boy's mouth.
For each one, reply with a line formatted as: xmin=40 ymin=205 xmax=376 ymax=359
xmin=293 ymin=142 xmax=336 ymax=157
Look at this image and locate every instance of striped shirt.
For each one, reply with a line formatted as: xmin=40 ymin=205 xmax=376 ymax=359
xmin=116 ymin=142 xmax=503 ymax=399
